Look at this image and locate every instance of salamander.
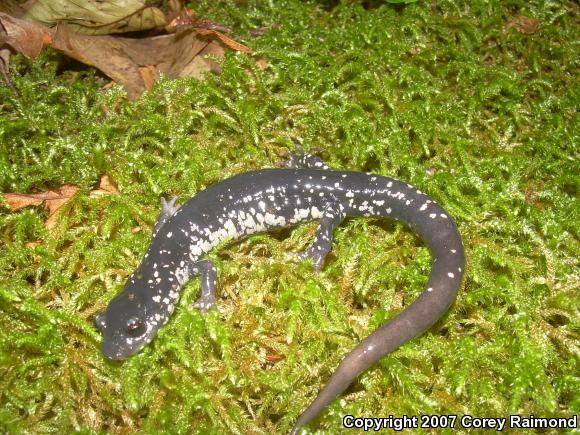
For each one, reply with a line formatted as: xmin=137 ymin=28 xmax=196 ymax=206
xmin=95 ymin=154 xmax=465 ymax=433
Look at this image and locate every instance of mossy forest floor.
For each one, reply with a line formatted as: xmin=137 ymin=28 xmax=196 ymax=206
xmin=0 ymin=0 xmax=578 ymax=433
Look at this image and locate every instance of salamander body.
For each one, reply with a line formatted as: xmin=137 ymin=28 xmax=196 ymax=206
xmin=95 ymin=155 xmax=465 ymax=433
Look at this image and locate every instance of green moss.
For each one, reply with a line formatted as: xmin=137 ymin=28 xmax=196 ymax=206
xmin=0 ymin=0 xmax=578 ymax=433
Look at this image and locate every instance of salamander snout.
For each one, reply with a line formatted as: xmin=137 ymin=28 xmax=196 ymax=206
xmin=94 ymin=309 xmax=154 ymax=360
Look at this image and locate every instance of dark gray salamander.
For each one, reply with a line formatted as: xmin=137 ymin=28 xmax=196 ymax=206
xmin=95 ymin=155 xmax=465 ymax=433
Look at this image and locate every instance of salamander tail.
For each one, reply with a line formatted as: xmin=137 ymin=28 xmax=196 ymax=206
xmin=291 ymin=192 xmax=465 ymax=432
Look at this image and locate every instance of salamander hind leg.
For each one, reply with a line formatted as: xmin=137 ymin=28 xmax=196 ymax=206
xmin=190 ymin=260 xmax=218 ymax=313
xmin=296 ymin=204 xmax=344 ymax=273
xmin=281 ymin=153 xmax=330 ymax=170
xmin=153 ymin=196 xmax=181 ymax=235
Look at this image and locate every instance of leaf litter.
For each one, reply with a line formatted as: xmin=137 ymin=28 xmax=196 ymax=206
xmin=0 ymin=0 xmax=260 ymax=99
xmin=3 ymin=175 xmax=118 ymax=231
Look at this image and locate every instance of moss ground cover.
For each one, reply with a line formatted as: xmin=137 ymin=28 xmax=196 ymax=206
xmin=0 ymin=0 xmax=578 ymax=433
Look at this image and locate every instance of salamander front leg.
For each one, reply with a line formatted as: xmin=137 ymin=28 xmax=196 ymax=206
xmin=190 ymin=260 xmax=218 ymax=313
xmin=153 ymin=196 xmax=180 ymax=235
xmin=297 ymin=208 xmax=344 ymax=273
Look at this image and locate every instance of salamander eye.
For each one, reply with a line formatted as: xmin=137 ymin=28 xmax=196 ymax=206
xmin=126 ymin=317 xmax=146 ymax=337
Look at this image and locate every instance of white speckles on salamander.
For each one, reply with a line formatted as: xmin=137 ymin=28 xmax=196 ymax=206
xmin=95 ymin=155 xmax=465 ymax=434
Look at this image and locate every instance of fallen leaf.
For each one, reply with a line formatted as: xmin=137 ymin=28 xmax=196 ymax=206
xmin=0 ymin=0 xmax=26 ymax=17
xmin=24 ymin=0 xmax=167 ymax=35
xmin=0 ymin=12 xmax=254 ymax=99
xmin=0 ymin=47 xmax=17 ymax=93
xmin=3 ymin=184 xmax=80 ymax=229
xmin=4 ymin=192 xmax=45 ymax=210
xmin=44 ymin=185 xmax=79 ymax=229
xmin=25 ymin=240 xmax=42 ymax=248
xmin=255 ymin=57 xmax=268 ymax=71
xmin=138 ymin=65 xmax=156 ymax=89
xmin=505 ymin=15 xmax=539 ymax=35
xmin=89 ymin=175 xmax=119 ymax=198
xmin=165 ymin=8 xmax=232 ymax=34
xmin=46 ymin=22 xmax=212 ymax=98
xmin=178 ymin=51 xmax=213 ymax=79
xmin=167 ymin=0 xmax=182 ymax=14
xmin=0 ymin=12 xmax=51 ymax=58
xmin=195 ymin=28 xmax=251 ymax=54
xmin=180 ymin=40 xmax=225 ymax=78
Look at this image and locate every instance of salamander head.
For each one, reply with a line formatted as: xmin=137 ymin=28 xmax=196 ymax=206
xmin=95 ymin=283 xmax=168 ymax=360
xmin=95 ymin=238 xmax=190 ymax=360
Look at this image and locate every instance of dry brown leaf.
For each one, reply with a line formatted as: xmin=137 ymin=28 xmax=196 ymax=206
xmin=255 ymin=57 xmax=268 ymax=71
xmin=138 ymin=65 xmax=156 ymax=89
xmin=181 ymin=40 xmax=225 ymax=78
xmin=167 ymin=0 xmax=182 ymax=14
xmin=46 ymin=23 xmax=212 ymax=98
xmin=89 ymin=175 xmax=119 ymax=198
xmin=100 ymin=175 xmax=118 ymax=194
xmin=0 ymin=12 xmax=51 ymax=58
xmin=0 ymin=0 xmax=26 ymax=18
xmin=506 ymin=15 xmax=539 ymax=35
xmin=165 ymin=8 xmax=232 ymax=34
xmin=0 ymin=47 xmax=17 ymax=93
xmin=195 ymin=28 xmax=251 ymax=54
xmin=3 ymin=184 xmax=79 ymax=229
xmin=0 ymin=9 xmax=256 ymax=99
xmin=24 ymin=0 xmax=167 ymax=35
xmin=4 ymin=191 xmax=46 ymax=210
xmin=44 ymin=185 xmax=79 ymax=229
xmin=51 ymin=23 xmax=149 ymax=99
xmin=178 ymin=54 xmax=212 ymax=79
